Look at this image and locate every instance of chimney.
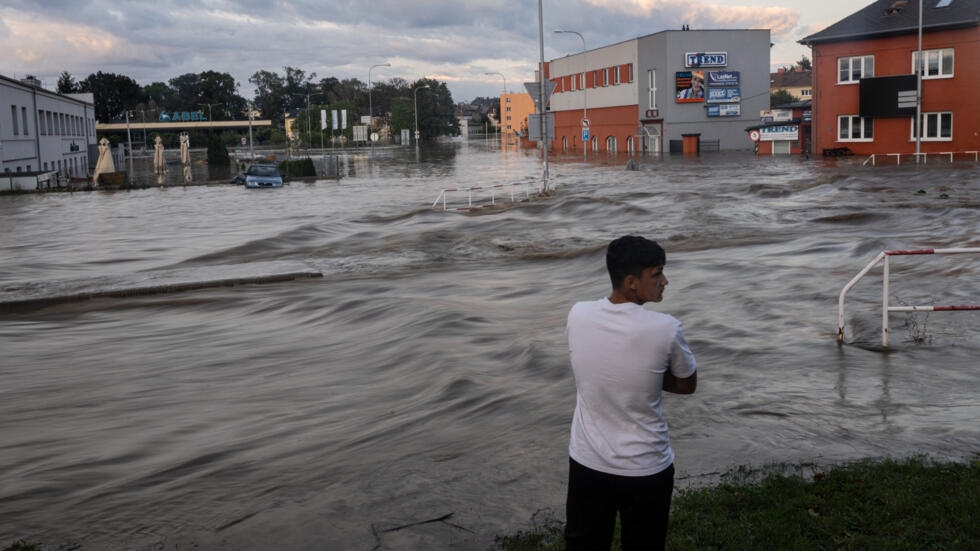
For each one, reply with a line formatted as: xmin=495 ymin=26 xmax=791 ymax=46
xmin=777 ymin=68 xmax=785 ymax=75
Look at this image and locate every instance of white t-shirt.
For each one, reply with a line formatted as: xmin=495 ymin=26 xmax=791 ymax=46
xmin=566 ymin=297 xmax=696 ymax=477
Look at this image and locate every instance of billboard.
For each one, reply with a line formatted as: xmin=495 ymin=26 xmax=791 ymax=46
xmin=706 ymin=87 xmax=741 ymax=104
xmin=707 ymin=104 xmax=741 ymax=117
xmin=859 ymin=74 xmax=917 ymax=118
xmin=760 ymin=109 xmax=793 ymax=122
xmin=707 ymin=71 xmax=740 ymax=87
xmin=675 ymin=70 xmax=705 ymax=103
xmin=760 ymin=125 xmax=799 ymax=141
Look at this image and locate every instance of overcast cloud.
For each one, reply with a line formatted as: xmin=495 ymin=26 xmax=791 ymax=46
xmin=2 ymin=0 xmax=856 ymax=102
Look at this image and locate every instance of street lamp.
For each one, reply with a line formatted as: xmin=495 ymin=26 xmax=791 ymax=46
xmin=198 ymin=102 xmax=223 ymax=138
xmin=554 ymin=29 xmax=588 ymax=158
xmin=414 ymin=84 xmax=431 ymax=146
xmin=368 ymin=63 xmax=391 ymax=137
xmin=485 ymin=71 xmax=507 ymax=94
xmin=291 ymin=88 xmax=323 ymax=152
xmin=485 ymin=72 xmax=507 ymax=144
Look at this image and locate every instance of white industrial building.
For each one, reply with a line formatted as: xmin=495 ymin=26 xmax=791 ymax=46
xmin=1 ymin=74 xmax=98 ymax=185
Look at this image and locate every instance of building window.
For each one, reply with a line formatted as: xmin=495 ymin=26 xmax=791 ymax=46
xmin=22 ymin=107 xmax=28 ymax=136
xmin=838 ymin=115 xmax=873 ymax=141
xmin=593 ymin=70 xmax=598 ymax=89
xmin=613 ymin=66 xmax=620 ymax=85
xmin=838 ymin=55 xmax=873 ymax=83
xmin=38 ymin=110 xmax=46 ymax=135
xmin=648 ymin=69 xmax=657 ymax=110
xmin=801 ymin=89 xmax=811 ymax=97
xmin=602 ymin=68 xmax=609 ymax=86
xmin=913 ymin=112 xmax=952 ymax=140
xmin=580 ymin=72 xmax=585 ymax=90
xmin=11 ymin=105 xmax=18 ymax=135
xmin=913 ymin=48 xmax=953 ymax=79
xmin=628 ymin=63 xmax=634 ymax=83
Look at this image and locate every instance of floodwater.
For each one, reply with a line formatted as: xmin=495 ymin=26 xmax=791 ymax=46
xmin=1 ymin=143 xmax=978 ymax=550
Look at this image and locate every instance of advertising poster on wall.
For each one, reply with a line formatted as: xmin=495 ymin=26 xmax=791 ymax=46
xmin=707 ymin=87 xmax=741 ymax=103
xmin=676 ymin=70 xmax=705 ymax=103
xmin=707 ymin=104 xmax=741 ymax=117
xmin=707 ymin=71 xmax=740 ymax=87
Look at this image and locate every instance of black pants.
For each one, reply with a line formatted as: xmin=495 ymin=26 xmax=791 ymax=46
xmin=564 ymin=457 xmax=675 ymax=551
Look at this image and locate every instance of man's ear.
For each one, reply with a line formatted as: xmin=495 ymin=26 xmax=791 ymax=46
xmin=624 ymin=273 xmax=638 ymax=291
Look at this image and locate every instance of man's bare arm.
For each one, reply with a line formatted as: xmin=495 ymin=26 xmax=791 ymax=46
xmin=663 ymin=370 xmax=696 ymax=394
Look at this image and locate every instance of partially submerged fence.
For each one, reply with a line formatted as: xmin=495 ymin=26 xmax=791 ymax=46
xmin=862 ymin=150 xmax=980 ymax=166
xmin=431 ymin=181 xmax=538 ymax=211
xmin=837 ymin=247 xmax=980 ymax=346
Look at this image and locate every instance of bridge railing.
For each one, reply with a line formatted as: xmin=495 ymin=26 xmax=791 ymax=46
xmin=862 ymin=150 xmax=980 ymax=166
xmin=837 ymin=247 xmax=980 ymax=346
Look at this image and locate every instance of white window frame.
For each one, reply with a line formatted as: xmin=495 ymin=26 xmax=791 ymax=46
xmin=648 ymin=69 xmax=657 ymax=110
xmin=838 ymin=55 xmax=874 ymax=84
xmin=628 ymin=63 xmax=634 ymax=83
xmin=912 ymin=111 xmax=952 ymax=141
xmin=613 ymin=66 xmax=620 ymax=85
xmin=912 ymin=48 xmax=954 ymax=79
xmin=838 ymin=115 xmax=874 ymax=141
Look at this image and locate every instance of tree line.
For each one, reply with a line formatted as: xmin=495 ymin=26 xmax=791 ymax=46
xmin=56 ymin=67 xmax=460 ymax=146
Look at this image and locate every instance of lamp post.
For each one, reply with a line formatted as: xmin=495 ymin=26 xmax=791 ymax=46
xmin=198 ymin=102 xmax=222 ymax=138
xmin=368 ymin=63 xmax=390 ymax=146
xmin=414 ymin=84 xmax=430 ymax=146
xmin=485 ymin=72 xmax=506 ymax=144
xmin=291 ymin=89 xmax=323 ymax=152
xmin=554 ymin=29 xmax=588 ymax=158
xmin=485 ymin=71 xmax=507 ymax=94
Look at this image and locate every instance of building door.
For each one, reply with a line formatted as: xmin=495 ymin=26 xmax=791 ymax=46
xmin=772 ymin=140 xmax=791 ymax=155
xmin=640 ymin=125 xmax=662 ymax=154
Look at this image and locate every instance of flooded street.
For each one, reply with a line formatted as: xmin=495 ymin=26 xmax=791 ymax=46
xmin=1 ymin=143 xmax=978 ymax=550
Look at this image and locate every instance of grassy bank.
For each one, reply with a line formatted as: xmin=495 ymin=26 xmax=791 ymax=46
xmin=5 ymin=457 xmax=977 ymax=551
xmin=493 ymin=457 xmax=980 ymax=551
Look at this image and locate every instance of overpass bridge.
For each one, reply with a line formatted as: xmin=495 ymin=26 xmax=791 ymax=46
xmin=97 ymin=120 xmax=273 ymax=132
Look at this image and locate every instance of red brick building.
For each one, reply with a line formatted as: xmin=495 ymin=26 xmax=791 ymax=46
xmin=800 ymin=0 xmax=980 ymax=158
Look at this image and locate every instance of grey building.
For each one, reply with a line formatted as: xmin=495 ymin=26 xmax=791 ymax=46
xmin=548 ymin=29 xmax=771 ymax=153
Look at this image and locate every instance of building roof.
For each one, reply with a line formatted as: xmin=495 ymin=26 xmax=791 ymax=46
xmin=800 ymin=0 xmax=980 ymax=45
xmin=770 ymin=70 xmax=812 ymax=88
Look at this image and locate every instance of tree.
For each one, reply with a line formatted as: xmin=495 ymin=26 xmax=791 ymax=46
xmin=79 ymin=71 xmax=145 ymax=122
xmin=770 ymin=89 xmax=798 ymax=108
xmin=57 ymin=71 xmax=79 ymax=94
xmin=412 ymin=78 xmax=459 ymax=141
xmin=207 ymin=134 xmax=230 ymax=167
xmin=798 ymin=55 xmax=812 ymax=72
xmin=389 ymin=96 xmax=413 ymax=137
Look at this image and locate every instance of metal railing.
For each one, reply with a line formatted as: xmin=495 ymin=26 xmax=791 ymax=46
xmin=431 ymin=181 xmax=538 ymax=211
xmin=837 ymin=247 xmax=980 ymax=346
xmin=862 ymin=150 xmax=980 ymax=166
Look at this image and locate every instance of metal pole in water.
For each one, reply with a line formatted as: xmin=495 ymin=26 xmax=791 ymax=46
xmin=537 ymin=0 xmax=549 ymax=192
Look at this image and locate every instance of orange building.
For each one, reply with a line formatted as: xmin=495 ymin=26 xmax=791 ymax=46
xmin=800 ymin=0 xmax=980 ymax=157
xmin=498 ymin=92 xmax=535 ymax=146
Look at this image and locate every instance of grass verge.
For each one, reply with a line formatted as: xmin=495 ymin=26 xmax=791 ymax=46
xmin=492 ymin=456 xmax=980 ymax=551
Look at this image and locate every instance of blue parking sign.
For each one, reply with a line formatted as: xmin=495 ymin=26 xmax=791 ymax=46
xmin=582 ymin=128 xmax=590 ymax=142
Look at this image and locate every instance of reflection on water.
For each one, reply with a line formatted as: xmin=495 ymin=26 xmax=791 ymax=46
xmin=1 ymin=143 xmax=978 ymax=549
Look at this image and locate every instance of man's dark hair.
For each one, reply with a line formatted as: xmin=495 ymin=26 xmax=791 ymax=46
xmin=606 ymin=235 xmax=666 ymax=288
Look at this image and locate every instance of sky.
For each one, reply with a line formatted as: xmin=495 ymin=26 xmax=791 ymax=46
xmin=1 ymin=0 xmax=862 ymax=104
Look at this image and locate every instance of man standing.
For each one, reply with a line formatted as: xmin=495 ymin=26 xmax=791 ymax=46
xmin=564 ymin=235 xmax=697 ymax=551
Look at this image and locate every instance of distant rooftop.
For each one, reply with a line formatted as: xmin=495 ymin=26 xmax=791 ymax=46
xmin=770 ymin=68 xmax=812 ymax=88
xmin=800 ymin=0 xmax=980 ymax=45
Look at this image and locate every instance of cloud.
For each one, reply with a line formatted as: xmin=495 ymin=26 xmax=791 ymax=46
xmin=2 ymin=0 xmax=814 ymax=101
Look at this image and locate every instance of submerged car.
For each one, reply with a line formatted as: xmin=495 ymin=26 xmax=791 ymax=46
xmin=244 ymin=164 xmax=284 ymax=188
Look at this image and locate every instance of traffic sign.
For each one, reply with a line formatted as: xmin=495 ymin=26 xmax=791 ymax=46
xmin=581 ymin=118 xmax=590 ymax=128
xmin=582 ymin=128 xmax=590 ymax=142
